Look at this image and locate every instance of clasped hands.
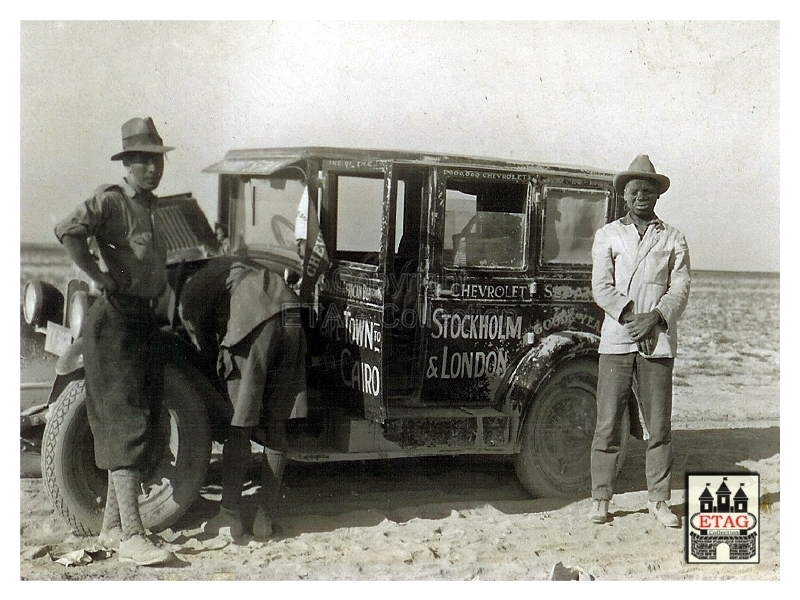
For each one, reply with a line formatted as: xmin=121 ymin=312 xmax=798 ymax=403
xmin=620 ymin=308 xmax=661 ymax=355
xmin=620 ymin=309 xmax=660 ymax=342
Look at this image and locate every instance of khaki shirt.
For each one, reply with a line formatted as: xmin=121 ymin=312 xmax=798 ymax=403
xmin=55 ymin=179 xmax=167 ymax=298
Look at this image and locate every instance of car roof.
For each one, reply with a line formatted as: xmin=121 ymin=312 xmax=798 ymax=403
xmin=203 ymin=146 xmax=615 ymax=180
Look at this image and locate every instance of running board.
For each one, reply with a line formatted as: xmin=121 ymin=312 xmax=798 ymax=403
xmin=285 ymin=407 xmax=513 ymax=462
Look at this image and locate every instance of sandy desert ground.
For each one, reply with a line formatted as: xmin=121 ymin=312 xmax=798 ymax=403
xmin=18 ymin=267 xmax=780 ymax=582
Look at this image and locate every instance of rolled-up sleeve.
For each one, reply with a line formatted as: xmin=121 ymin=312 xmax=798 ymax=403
xmin=591 ymin=227 xmax=631 ymax=321
xmin=54 ymin=192 xmax=107 ymax=242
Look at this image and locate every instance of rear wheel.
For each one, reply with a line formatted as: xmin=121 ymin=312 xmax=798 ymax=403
xmin=41 ymin=364 xmax=212 ymax=536
xmin=514 ymin=358 xmax=629 ymax=498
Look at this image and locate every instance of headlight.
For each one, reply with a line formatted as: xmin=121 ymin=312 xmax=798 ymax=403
xmin=22 ymin=280 xmax=64 ymax=327
xmin=68 ymin=291 xmax=93 ymax=338
xmin=22 ymin=282 xmax=42 ymax=325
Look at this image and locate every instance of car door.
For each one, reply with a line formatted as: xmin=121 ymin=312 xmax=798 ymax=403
xmin=315 ymin=158 xmax=391 ymax=423
xmin=420 ymin=166 xmax=536 ymax=406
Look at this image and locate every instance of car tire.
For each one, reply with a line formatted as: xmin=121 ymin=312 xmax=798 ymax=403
xmin=41 ymin=364 xmax=212 ymax=536
xmin=513 ymin=357 xmax=629 ymax=498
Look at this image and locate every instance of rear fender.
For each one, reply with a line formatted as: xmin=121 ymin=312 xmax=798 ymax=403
xmin=500 ymin=331 xmax=600 ymax=447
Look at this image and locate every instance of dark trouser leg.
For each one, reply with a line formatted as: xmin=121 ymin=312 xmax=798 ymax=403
xmin=221 ymin=426 xmax=254 ymax=512
xmin=591 ymin=353 xmax=635 ymax=500
xmin=635 ymin=355 xmax=674 ymax=502
xmin=111 ymin=468 xmax=145 ymax=539
xmin=83 ymin=298 xmax=160 ymax=472
xmin=252 ymin=423 xmax=287 ymax=538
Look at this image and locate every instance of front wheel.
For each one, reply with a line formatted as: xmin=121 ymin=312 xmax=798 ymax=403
xmin=41 ymin=363 xmax=212 ymax=536
xmin=513 ymin=358 xmax=629 ymax=498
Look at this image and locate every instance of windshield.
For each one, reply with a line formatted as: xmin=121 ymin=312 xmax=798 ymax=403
xmin=227 ymin=176 xmax=306 ymax=258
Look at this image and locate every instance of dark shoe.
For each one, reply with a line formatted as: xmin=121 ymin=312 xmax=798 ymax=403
xmin=589 ymin=499 xmax=609 ymax=524
xmin=118 ymin=534 xmax=173 ymax=566
xmin=203 ymin=506 xmax=245 ymax=541
xmin=648 ymin=501 xmax=680 ymax=528
xmin=97 ymin=526 xmax=123 ymax=549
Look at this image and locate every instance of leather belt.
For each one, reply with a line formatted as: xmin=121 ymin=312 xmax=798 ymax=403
xmin=108 ymin=293 xmax=159 ymax=311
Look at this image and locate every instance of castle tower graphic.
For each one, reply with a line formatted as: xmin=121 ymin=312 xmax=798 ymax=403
xmin=699 ymin=477 xmax=741 ymax=515
xmin=699 ymin=484 xmax=714 ymax=513
xmin=734 ymin=483 xmax=749 ymax=513
xmin=716 ymin=478 xmax=732 ymax=512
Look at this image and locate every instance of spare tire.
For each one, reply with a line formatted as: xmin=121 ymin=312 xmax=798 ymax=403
xmin=41 ymin=363 xmax=212 ymax=536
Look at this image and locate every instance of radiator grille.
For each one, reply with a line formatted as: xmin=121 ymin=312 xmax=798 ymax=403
xmin=153 ymin=194 xmax=219 ymax=263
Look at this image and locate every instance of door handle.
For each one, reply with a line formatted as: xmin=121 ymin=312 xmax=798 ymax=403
xmin=435 ymin=284 xmax=454 ymax=297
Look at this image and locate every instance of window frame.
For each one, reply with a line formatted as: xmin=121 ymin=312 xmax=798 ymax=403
xmin=537 ymin=184 xmax=612 ymax=270
xmin=439 ymin=173 xmax=533 ymax=273
xmin=323 ymin=166 xmax=390 ymax=269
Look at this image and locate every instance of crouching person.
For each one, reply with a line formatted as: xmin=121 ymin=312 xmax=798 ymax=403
xmin=178 ymin=256 xmax=307 ymax=541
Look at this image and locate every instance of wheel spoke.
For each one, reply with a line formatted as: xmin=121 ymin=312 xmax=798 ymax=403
xmin=514 ymin=359 xmax=599 ymax=497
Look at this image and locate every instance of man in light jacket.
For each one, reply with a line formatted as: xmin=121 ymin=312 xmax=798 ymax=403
xmin=589 ymin=155 xmax=690 ymax=527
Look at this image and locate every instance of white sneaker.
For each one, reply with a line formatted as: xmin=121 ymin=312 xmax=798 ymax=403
xmin=589 ymin=499 xmax=609 ymax=524
xmin=118 ymin=534 xmax=173 ymax=566
xmin=97 ymin=526 xmax=123 ymax=549
xmin=648 ymin=501 xmax=680 ymax=528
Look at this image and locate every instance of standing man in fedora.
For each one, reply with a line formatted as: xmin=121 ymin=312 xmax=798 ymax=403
xmin=588 ymin=155 xmax=690 ymax=527
xmin=55 ymin=117 xmax=176 ymax=565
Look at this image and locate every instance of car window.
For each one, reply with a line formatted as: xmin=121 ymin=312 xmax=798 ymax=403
xmin=443 ymin=178 xmax=529 ymax=269
xmin=541 ymin=187 xmax=609 ymax=266
xmin=334 ymin=174 xmax=385 ymax=261
xmin=227 ymin=177 xmax=305 ymax=255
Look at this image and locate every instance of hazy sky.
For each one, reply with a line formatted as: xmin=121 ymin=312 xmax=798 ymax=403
xmin=19 ymin=20 xmax=780 ymax=272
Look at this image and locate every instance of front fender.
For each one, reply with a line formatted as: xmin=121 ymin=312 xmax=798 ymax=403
xmin=500 ymin=330 xmax=600 ymax=427
xmin=40 ymin=337 xmax=87 ymax=408
xmin=55 ymin=336 xmax=84 ymax=377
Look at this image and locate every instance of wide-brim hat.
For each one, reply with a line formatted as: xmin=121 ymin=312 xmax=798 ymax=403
xmin=110 ymin=117 xmax=174 ymax=161
xmin=613 ymin=154 xmax=670 ymax=196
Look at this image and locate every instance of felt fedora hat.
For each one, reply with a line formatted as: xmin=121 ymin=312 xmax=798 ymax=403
xmin=613 ymin=154 xmax=670 ymax=196
xmin=110 ymin=117 xmax=174 ymax=161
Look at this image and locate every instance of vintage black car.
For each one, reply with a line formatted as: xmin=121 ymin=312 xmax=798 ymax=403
xmin=22 ymin=147 xmax=633 ymax=535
